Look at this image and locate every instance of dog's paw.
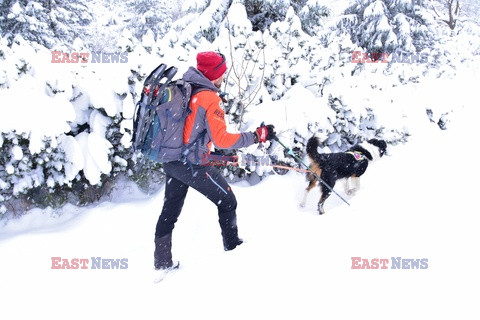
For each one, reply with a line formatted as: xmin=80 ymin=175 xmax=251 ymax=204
xmin=299 ymin=201 xmax=306 ymax=208
xmin=317 ymin=204 xmax=325 ymax=215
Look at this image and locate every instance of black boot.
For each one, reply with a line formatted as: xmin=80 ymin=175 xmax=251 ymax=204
xmin=222 ymin=224 xmax=243 ymax=251
xmin=224 ymin=237 xmax=243 ymax=251
xmin=154 ymin=234 xmax=179 ymax=270
xmin=220 ymin=213 xmax=244 ymax=251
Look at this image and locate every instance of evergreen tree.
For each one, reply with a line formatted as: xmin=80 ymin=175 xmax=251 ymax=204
xmin=127 ymin=0 xmax=177 ymax=41
xmin=295 ymin=0 xmax=330 ymax=36
xmin=0 ymin=0 xmax=92 ymax=48
xmin=340 ymin=0 xmax=436 ymax=53
xmin=244 ymin=0 xmax=290 ymax=32
xmin=244 ymin=0 xmax=328 ymax=36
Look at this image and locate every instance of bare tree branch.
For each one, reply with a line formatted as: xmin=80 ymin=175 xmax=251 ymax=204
xmin=224 ymin=15 xmax=266 ymax=130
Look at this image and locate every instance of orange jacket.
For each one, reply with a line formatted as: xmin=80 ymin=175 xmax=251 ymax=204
xmin=182 ymin=67 xmax=255 ymax=164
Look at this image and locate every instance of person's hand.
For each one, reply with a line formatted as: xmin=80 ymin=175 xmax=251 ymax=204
xmin=255 ymin=124 xmax=276 ymax=143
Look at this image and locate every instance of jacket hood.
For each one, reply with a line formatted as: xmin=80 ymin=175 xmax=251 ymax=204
xmin=182 ymin=67 xmax=219 ymax=92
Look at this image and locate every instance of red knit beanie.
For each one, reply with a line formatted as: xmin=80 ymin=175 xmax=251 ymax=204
xmin=196 ymin=51 xmax=227 ymax=81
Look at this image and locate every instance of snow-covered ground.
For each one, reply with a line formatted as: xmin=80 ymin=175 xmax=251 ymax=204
xmin=1 ymin=72 xmax=479 ymax=319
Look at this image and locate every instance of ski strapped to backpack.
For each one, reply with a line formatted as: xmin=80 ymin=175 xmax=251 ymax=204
xmin=132 ymin=63 xmax=199 ymax=163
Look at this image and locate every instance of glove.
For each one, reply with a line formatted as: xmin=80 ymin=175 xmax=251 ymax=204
xmin=254 ymin=124 xmax=276 ymax=143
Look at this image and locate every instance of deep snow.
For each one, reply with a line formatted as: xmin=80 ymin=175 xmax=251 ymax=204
xmin=1 ymin=82 xmax=479 ymax=319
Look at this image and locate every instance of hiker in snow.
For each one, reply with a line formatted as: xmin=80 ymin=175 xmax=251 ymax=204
xmin=154 ymin=51 xmax=276 ymax=270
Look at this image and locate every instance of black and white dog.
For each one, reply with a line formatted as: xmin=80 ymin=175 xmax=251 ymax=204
xmin=300 ymin=136 xmax=387 ymax=214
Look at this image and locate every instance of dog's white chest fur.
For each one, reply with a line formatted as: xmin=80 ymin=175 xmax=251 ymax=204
xmin=360 ymin=142 xmax=381 ymax=162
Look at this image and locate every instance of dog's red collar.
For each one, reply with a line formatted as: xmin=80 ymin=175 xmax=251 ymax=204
xmin=346 ymin=151 xmax=366 ymax=161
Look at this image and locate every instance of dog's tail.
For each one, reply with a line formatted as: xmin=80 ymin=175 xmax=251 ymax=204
xmin=306 ymin=135 xmax=321 ymax=159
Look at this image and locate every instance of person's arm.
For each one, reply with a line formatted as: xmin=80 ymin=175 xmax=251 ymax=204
xmin=204 ymin=95 xmax=255 ymax=149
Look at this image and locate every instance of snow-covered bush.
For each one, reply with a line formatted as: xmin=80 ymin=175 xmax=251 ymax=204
xmin=0 ymin=132 xmax=65 ymax=214
xmin=263 ymin=7 xmax=312 ymax=100
xmin=341 ymin=0 xmax=437 ymax=53
xmin=0 ymin=34 xmax=162 ymax=216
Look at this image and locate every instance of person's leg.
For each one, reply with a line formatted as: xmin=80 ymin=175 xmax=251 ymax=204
xmin=154 ymin=165 xmax=189 ymax=269
xmin=165 ymin=161 xmax=242 ymax=251
xmin=155 ymin=174 xmax=189 ymax=239
xmin=201 ymin=166 xmax=242 ymax=251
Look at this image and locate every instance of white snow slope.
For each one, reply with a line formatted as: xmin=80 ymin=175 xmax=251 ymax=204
xmin=1 ymin=81 xmax=480 ymax=319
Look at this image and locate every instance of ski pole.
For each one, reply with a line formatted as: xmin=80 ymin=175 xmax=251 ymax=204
xmin=273 ymin=136 xmax=351 ymax=206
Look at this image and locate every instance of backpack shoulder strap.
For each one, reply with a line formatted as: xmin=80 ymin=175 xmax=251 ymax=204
xmin=175 ymin=79 xmax=193 ymax=102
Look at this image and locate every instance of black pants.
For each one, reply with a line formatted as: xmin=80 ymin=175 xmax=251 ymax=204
xmin=155 ymin=161 xmax=241 ymax=250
